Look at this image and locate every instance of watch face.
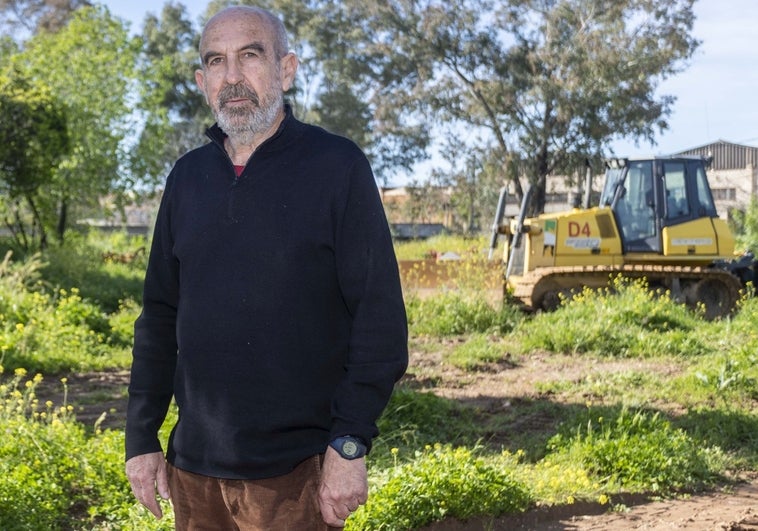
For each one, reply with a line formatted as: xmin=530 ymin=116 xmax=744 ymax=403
xmin=342 ymin=440 xmax=358 ymax=457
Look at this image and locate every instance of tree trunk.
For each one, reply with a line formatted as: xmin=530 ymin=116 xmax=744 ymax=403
xmin=24 ymin=194 xmax=47 ymax=250
xmin=57 ymin=199 xmax=68 ymax=244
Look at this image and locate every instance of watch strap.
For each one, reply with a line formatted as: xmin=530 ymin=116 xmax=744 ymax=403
xmin=329 ymin=435 xmax=367 ymax=460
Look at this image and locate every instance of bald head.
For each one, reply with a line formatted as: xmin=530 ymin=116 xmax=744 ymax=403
xmin=194 ymin=4 xmax=298 ymax=148
xmin=200 ymin=6 xmax=289 ymax=63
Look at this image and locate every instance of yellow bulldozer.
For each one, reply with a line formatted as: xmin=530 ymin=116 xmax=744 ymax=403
xmin=488 ymin=155 xmax=757 ymax=319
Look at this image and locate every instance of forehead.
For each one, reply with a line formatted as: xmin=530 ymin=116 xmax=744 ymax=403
xmin=200 ymin=11 xmax=275 ymax=54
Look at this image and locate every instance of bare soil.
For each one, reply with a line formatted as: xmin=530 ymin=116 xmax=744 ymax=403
xmin=406 ymin=344 xmax=758 ymax=530
xmin=36 ymin=347 xmax=758 ymax=530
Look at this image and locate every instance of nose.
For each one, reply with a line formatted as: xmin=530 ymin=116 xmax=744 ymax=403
xmin=224 ymin=57 xmax=243 ymax=84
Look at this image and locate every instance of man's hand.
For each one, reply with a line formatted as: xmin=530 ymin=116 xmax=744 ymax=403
xmin=125 ymin=451 xmax=170 ymax=518
xmin=318 ymin=446 xmax=368 ymax=527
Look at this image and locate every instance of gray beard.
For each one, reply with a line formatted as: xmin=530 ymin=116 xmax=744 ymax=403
xmin=215 ymin=92 xmax=283 ymax=144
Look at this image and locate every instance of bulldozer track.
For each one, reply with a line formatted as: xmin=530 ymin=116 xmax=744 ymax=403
xmin=512 ymin=264 xmax=743 ymax=319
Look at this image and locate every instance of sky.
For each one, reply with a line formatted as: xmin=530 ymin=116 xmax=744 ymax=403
xmin=103 ymin=0 xmax=758 ymax=161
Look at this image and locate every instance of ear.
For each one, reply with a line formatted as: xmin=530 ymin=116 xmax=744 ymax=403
xmin=195 ymin=68 xmax=209 ymax=103
xmin=279 ymin=52 xmax=298 ymax=92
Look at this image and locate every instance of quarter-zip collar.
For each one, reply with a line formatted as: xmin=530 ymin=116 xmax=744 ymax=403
xmin=205 ymin=104 xmax=303 ymax=164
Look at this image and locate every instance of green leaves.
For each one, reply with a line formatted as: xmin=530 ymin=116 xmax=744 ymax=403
xmin=548 ymin=407 xmax=716 ymax=493
xmin=348 ymin=445 xmax=532 ymax=530
xmin=1 ymin=6 xmax=140 ymax=247
xmin=0 ymin=75 xmax=69 ymax=194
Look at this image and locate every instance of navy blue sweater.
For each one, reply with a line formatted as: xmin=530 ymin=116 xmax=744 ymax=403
xmin=125 ymin=108 xmax=408 ymax=479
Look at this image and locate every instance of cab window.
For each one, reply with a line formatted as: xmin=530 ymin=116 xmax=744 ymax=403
xmin=662 ymin=162 xmax=690 ymax=220
xmin=691 ymin=161 xmax=717 ymax=217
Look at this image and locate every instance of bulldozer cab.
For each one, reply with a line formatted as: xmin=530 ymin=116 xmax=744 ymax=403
xmin=599 ymin=157 xmax=720 ymax=254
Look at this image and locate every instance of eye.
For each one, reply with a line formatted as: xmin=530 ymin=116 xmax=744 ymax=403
xmin=207 ymin=56 xmax=224 ymax=66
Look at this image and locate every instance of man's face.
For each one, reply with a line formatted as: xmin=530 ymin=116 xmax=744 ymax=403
xmin=195 ymin=11 xmax=295 ymax=141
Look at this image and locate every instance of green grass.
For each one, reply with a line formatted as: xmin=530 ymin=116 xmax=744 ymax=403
xmin=516 ymin=277 xmax=713 ymax=357
xmin=373 ymin=387 xmax=479 ymax=466
xmin=444 ymin=333 xmax=506 ymax=370
xmin=546 ymin=406 xmax=721 ymax=494
xmin=0 ymin=232 xmax=757 ymax=529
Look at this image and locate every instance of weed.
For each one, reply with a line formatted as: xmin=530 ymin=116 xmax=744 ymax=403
xmin=518 ymin=277 xmax=711 ymax=357
xmin=348 ymin=444 xmax=531 ymax=530
xmin=373 ymin=387 xmax=479 ymax=466
xmin=547 ymin=406 xmax=721 ymax=494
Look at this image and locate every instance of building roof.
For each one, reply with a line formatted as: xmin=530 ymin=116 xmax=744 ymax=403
xmin=673 ymin=140 xmax=758 ymax=170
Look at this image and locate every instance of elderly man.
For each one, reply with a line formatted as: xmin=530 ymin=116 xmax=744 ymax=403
xmin=125 ymin=5 xmax=408 ymax=529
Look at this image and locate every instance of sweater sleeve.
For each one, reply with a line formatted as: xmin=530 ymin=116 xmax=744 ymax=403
xmin=330 ymin=154 xmax=408 ymax=450
xmin=125 ymin=175 xmax=180 ymax=460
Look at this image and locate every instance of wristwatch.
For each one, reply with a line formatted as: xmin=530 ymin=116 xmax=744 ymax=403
xmin=329 ymin=436 xmax=367 ymax=460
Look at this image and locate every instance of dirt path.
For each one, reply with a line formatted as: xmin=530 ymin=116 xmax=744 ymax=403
xmin=545 ymin=480 xmax=758 ymax=530
xmin=419 ymin=477 xmax=758 ymax=530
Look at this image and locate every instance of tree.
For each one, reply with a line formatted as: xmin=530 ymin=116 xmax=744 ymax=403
xmin=133 ymin=2 xmax=211 ymax=181
xmin=356 ymin=0 xmax=700 ymax=214
xmin=3 ymin=5 xmax=140 ymax=244
xmin=0 ymin=74 xmax=69 ymax=249
xmin=0 ymin=0 xmax=91 ymax=39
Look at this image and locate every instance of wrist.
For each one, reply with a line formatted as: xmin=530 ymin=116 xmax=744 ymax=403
xmin=329 ymin=435 xmax=367 ymax=460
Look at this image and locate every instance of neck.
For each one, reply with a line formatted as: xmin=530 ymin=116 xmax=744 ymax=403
xmin=223 ymin=108 xmax=286 ymax=165
xmin=224 ymin=136 xmax=256 ymax=166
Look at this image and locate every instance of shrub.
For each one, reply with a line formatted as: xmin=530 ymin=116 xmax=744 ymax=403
xmin=0 ymin=367 xmax=178 ymax=531
xmin=731 ymin=197 xmax=758 ymax=255
xmin=0 ymin=252 xmax=134 ymax=373
xmin=0 ymin=368 xmax=118 ymax=530
xmin=107 ymin=299 xmax=141 ymax=348
xmin=547 ymin=407 xmax=720 ymax=494
xmin=347 ymin=445 xmax=531 ymax=530
xmin=41 ymin=230 xmax=145 ymax=314
xmin=0 ymin=286 xmax=131 ymax=373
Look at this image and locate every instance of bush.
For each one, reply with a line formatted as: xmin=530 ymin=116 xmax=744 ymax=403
xmin=0 ymin=285 xmax=131 ymax=373
xmin=0 ymin=367 xmax=178 ymax=531
xmin=41 ymin=230 xmax=145 ymax=314
xmin=347 ymin=445 xmax=531 ymax=530
xmin=547 ymin=407 xmax=720 ymax=494
xmin=0 ymin=369 xmax=119 ymax=530
xmin=0 ymin=252 xmax=134 ymax=373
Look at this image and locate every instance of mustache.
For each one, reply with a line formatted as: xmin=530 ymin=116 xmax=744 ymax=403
xmin=218 ymin=84 xmax=260 ymax=107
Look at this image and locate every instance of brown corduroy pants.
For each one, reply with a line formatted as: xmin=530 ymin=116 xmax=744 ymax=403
xmin=167 ymin=456 xmax=341 ymax=531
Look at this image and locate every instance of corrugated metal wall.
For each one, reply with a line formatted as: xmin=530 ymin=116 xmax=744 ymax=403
xmin=675 ymin=141 xmax=758 ymax=170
